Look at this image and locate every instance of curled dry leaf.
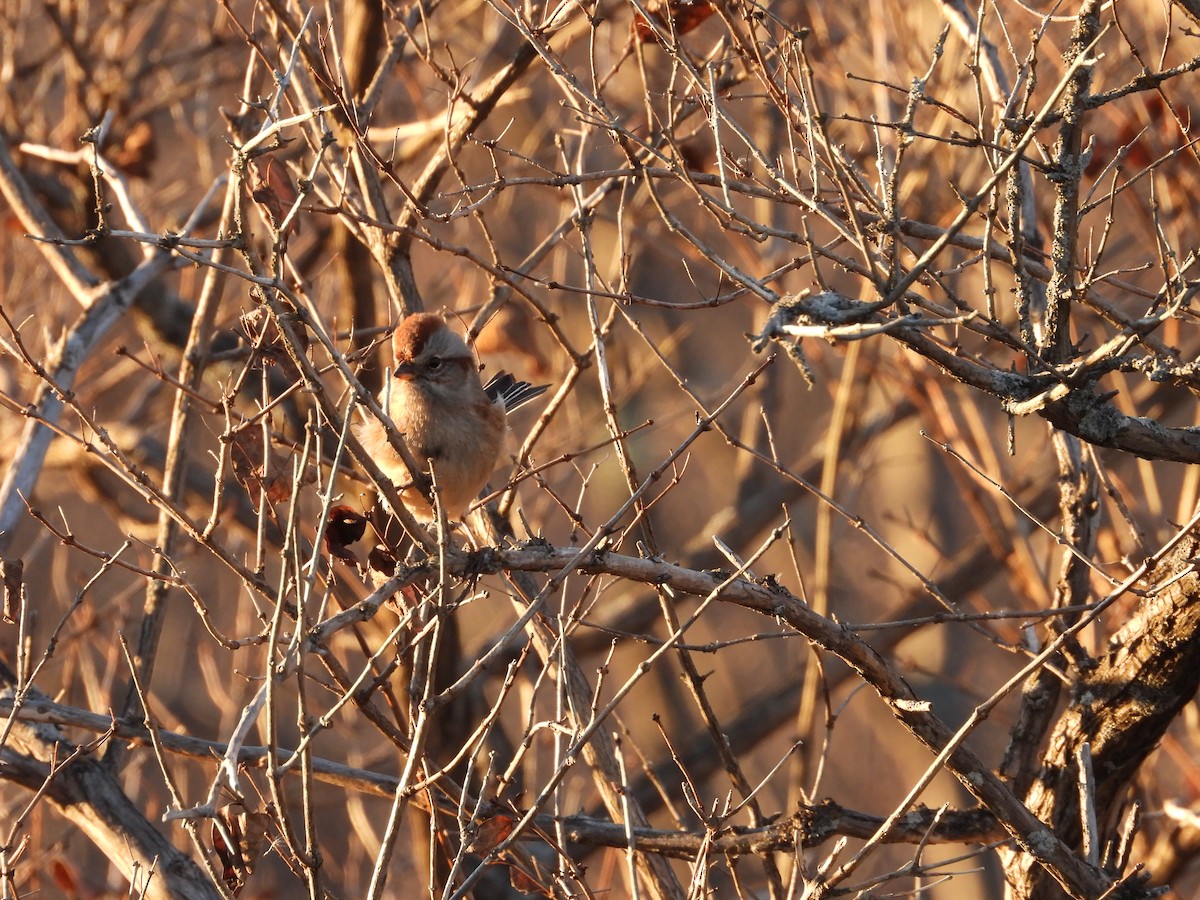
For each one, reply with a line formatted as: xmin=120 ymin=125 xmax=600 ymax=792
xmin=250 ymin=156 xmax=301 ymax=233
xmin=239 ymin=306 xmax=310 ymax=366
xmin=325 ymin=505 xmax=367 ymax=563
xmin=367 ymin=543 xmax=398 ymax=575
xmin=633 ymin=0 xmax=716 ymax=42
xmin=2 ymin=557 xmax=22 ymax=624
xmin=211 ymin=802 xmax=272 ymax=895
xmin=464 ymin=813 xmax=514 ymax=854
xmin=211 ymin=811 xmax=246 ymax=892
xmin=507 ymin=857 xmax=554 ymax=896
xmin=229 ymin=425 xmax=298 ymax=505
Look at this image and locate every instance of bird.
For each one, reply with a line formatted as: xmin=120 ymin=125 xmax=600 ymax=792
xmin=356 ymin=312 xmax=549 ymax=522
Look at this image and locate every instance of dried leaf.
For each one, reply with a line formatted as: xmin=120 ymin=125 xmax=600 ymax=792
xmin=50 ymin=857 xmax=79 ymax=894
xmin=367 ymin=544 xmax=398 ymax=575
xmin=251 ymin=156 xmax=301 ymax=233
xmin=325 ymin=506 xmax=367 ymax=563
xmin=211 ymin=811 xmax=247 ymax=892
xmin=211 ymin=803 xmax=272 ymax=894
xmin=239 ymin=306 xmax=310 ymax=366
xmin=465 ymin=813 xmax=514 ymax=854
xmin=633 ymin=0 xmax=716 ymax=42
xmin=2 ymin=557 xmax=22 ymax=624
xmin=229 ymin=426 xmax=295 ymax=505
xmin=507 ymin=859 xmax=554 ymax=896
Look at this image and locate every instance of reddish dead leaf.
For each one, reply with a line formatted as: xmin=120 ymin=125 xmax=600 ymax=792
xmin=50 ymin=858 xmax=80 ymax=895
xmin=211 ymin=803 xmax=272 ymax=895
xmin=251 ymin=156 xmax=301 ymax=233
xmin=507 ymin=860 xmax=553 ymax=896
xmin=325 ymin=506 xmax=367 ymax=562
xmin=465 ymin=813 xmax=515 ymax=854
xmin=633 ymin=0 xmax=716 ymax=42
xmin=229 ymin=427 xmax=268 ymax=496
xmin=212 ymin=811 xmax=247 ymax=891
xmin=229 ymin=426 xmax=296 ymax=505
xmin=367 ymin=544 xmax=398 ymax=575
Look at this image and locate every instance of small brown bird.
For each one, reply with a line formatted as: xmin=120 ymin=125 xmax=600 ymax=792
xmin=356 ymin=312 xmax=549 ymax=521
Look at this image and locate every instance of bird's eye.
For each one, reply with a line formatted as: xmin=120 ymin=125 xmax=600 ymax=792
xmin=427 ymin=356 xmax=443 ymax=370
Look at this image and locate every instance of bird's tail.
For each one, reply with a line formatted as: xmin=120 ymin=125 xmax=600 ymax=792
xmin=484 ymin=372 xmax=551 ymax=411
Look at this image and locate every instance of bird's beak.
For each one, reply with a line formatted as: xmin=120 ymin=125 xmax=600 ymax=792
xmin=394 ymin=360 xmax=417 ymax=381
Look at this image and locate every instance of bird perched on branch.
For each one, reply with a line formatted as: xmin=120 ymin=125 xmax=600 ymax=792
xmin=356 ymin=312 xmax=549 ymax=522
